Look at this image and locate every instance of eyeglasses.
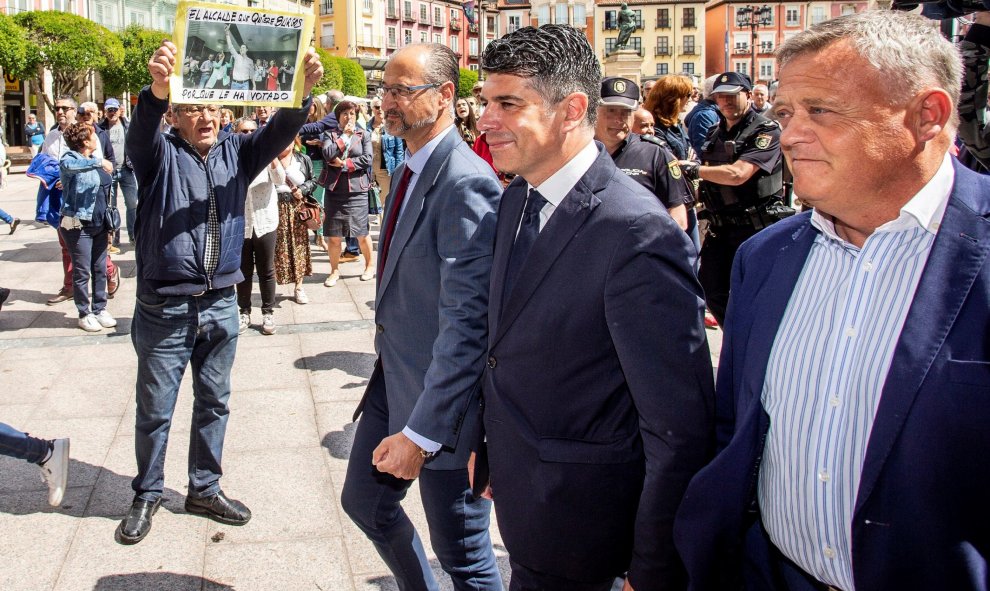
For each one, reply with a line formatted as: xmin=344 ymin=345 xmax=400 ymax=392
xmin=106 ymin=108 xmax=119 ymax=113
xmin=381 ymin=82 xmax=440 ymax=99
xmin=373 ymin=106 xmax=382 ymax=110
xmin=54 ymin=106 xmax=73 ymax=112
xmin=175 ymin=105 xmax=221 ymax=116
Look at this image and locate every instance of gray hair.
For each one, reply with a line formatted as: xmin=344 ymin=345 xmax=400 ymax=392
xmin=702 ymin=75 xmax=717 ymax=98
xmin=80 ymin=101 xmax=98 ymax=113
xmin=776 ymin=11 xmax=961 ymax=125
xmin=55 ymin=95 xmax=77 ymax=108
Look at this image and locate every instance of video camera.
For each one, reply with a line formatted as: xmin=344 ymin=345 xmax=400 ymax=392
xmin=892 ymin=0 xmax=989 ymax=20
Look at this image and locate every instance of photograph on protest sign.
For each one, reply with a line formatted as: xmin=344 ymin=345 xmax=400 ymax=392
xmin=171 ymin=0 xmax=313 ymax=108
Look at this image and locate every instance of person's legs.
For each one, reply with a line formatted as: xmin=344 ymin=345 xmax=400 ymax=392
xmin=419 ymin=468 xmax=502 ymax=591
xmin=508 ymin=558 xmax=614 ymax=591
xmin=345 ymin=236 xmax=360 ymax=256
xmin=255 ymin=230 xmax=277 ymax=315
xmin=358 ymin=234 xmax=375 ymax=279
xmin=118 ymin=168 xmax=139 ymax=243
xmin=186 ymin=287 xmax=239 ymax=498
xmin=58 ymin=230 xmax=73 ymax=294
xmin=130 ymin=293 xmax=196 ymax=502
xmin=0 ymin=207 xmax=12 ymax=224
xmin=325 ymin=236 xmax=342 ymax=284
xmin=90 ymin=228 xmax=109 ymax=314
xmin=0 ymin=421 xmax=50 ymax=463
xmin=61 ymin=226 xmax=93 ymax=318
xmin=109 ymin=177 xmax=122 ymax=247
xmin=236 ymin=237 xmax=255 ymax=315
xmin=341 ymin=376 xmax=438 ymax=591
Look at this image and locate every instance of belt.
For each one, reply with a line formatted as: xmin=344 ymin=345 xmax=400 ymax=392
xmin=233 ymin=78 xmax=250 ymax=83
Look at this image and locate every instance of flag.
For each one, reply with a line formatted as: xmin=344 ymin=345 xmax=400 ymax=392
xmin=464 ymin=0 xmax=476 ymax=25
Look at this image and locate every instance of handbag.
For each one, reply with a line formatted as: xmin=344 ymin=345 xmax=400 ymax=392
xmin=295 ymin=194 xmax=324 ymax=231
xmin=368 ymin=182 xmax=382 ymax=215
xmin=103 ymin=184 xmax=121 ymax=231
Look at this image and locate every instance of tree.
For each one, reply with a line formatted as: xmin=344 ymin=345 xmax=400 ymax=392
xmin=458 ymin=68 xmax=478 ymax=99
xmin=14 ymin=11 xmax=124 ymax=113
xmin=335 ymin=56 xmax=367 ymax=97
xmin=312 ymin=46 xmax=342 ymax=96
xmin=0 ymin=14 xmax=32 ymax=135
xmin=100 ymin=25 xmax=167 ymax=99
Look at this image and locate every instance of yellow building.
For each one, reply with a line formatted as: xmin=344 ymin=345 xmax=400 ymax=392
xmin=594 ymin=0 xmax=706 ymax=81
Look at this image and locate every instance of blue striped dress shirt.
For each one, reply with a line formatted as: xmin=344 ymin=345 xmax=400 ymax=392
xmin=758 ymin=154 xmax=954 ymax=591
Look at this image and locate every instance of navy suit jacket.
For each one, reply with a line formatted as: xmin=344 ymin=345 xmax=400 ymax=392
xmin=482 ymin=144 xmax=715 ymax=589
xmin=674 ymin=159 xmax=990 ymax=591
xmin=360 ymin=127 xmax=502 ymax=471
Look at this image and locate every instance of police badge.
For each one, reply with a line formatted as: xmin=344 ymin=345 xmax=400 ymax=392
xmin=755 ymin=133 xmax=772 ymax=149
xmin=668 ymin=161 xmax=682 ymax=180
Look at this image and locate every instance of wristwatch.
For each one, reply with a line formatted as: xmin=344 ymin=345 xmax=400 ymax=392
xmin=418 ymin=447 xmax=438 ymax=459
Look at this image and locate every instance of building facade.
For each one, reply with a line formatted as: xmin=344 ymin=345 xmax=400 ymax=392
xmin=595 ymin=0 xmax=704 ymax=81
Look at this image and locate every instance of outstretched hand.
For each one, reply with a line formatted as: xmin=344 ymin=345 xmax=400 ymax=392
xmin=149 ymin=40 xmax=177 ymax=100
xmin=300 ymin=47 xmax=324 ymax=97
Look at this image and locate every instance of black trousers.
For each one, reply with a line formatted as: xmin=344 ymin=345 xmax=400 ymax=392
xmin=236 ymin=230 xmax=277 ymax=315
xmin=60 ymin=225 xmax=108 ymax=318
xmin=698 ymin=225 xmax=758 ymax=326
xmin=508 ymin=557 xmax=616 ymax=591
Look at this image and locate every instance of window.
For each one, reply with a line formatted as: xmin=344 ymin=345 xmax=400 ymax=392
xmin=538 ymin=5 xmax=550 ymax=26
xmin=321 ymin=23 xmax=335 ymax=48
xmin=128 ymin=10 xmax=147 ymax=26
xmin=574 ymin=4 xmax=586 ymax=24
xmin=759 ymin=32 xmax=774 ymax=53
xmin=450 ymin=35 xmax=459 ymax=52
xmin=734 ymin=61 xmax=749 ymax=76
xmin=605 ymin=10 xmax=617 ymax=29
xmin=508 ymin=15 xmax=521 ymax=33
xmin=404 ymin=29 xmax=413 ymax=45
xmin=434 ymin=33 xmax=442 ymax=44
xmin=759 ymin=60 xmax=774 ymax=80
xmin=469 ymin=64 xmax=479 ymax=71
xmin=363 ymin=0 xmax=373 ymax=14
xmin=470 ymin=38 xmax=479 ymax=55
xmin=555 ymin=3 xmax=568 ymax=25
xmin=387 ymin=0 xmax=397 ymax=18
xmin=682 ymin=63 xmax=695 ymax=74
xmin=434 ymin=6 xmax=443 ymax=26
xmin=811 ymin=6 xmax=826 ymax=24
xmin=420 ymin=31 xmax=427 ymax=43
xmin=320 ymin=0 xmax=333 ymax=16
xmin=785 ymin=7 xmax=800 ymax=26
xmin=403 ymin=0 xmax=412 ymax=19
xmin=420 ymin=4 xmax=428 ymax=22
xmin=734 ymin=33 xmax=750 ymax=53
xmin=657 ymin=63 xmax=669 ymax=76
xmin=605 ymin=37 xmax=642 ymax=56
xmin=841 ymin=4 xmax=856 ymax=15
xmin=657 ymin=8 xmax=670 ymax=28
xmin=364 ymin=23 xmax=375 ymax=46
xmin=487 ymin=15 xmax=497 ymax=32
xmin=656 ymin=36 xmax=669 ymax=55
xmin=683 ymin=7 xmax=695 ymax=28
xmin=683 ymin=35 xmax=695 ymax=55
xmin=388 ymin=26 xmax=397 ymax=47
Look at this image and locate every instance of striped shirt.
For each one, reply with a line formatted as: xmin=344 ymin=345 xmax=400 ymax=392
xmin=758 ymin=153 xmax=953 ymax=591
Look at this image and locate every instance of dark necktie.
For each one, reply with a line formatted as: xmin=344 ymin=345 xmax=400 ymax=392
xmin=379 ymin=165 xmax=414 ymax=270
xmin=503 ymin=188 xmax=548 ymax=298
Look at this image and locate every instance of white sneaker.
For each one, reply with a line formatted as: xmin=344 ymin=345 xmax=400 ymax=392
xmin=39 ymin=438 xmax=70 ymax=507
xmin=294 ymin=287 xmax=308 ymax=305
xmin=262 ymin=312 xmax=276 ymax=335
xmin=94 ymin=310 xmax=117 ymax=328
xmin=323 ymin=271 xmax=339 ymax=287
xmin=238 ymin=313 xmax=250 ymax=334
xmin=78 ymin=314 xmax=102 ymax=332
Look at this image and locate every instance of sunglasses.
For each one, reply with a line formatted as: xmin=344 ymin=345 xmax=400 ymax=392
xmin=54 ymin=106 xmax=73 ymax=112
xmin=106 ymin=107 xmax=119 ymax=113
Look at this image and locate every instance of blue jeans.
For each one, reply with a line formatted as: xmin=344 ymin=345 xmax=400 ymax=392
xmin=60 ymin=225 xmax=109 ymax=317
xmin=111 ymin=167 xmax=139 ymax=244
xmin=345 ymin=236 xmax=360 ymax=255
xmin=230 ymin=80 xmax=250 ymax=90
xmin=0 ymin=422 xmax=48 ymax=464
xmin=130 ymin=286 xmax=239 ymax=501
xmin=0 ymin=208 xmax=12 ymax=224
xmin=341 ymin=379 xmax=502 ymax=591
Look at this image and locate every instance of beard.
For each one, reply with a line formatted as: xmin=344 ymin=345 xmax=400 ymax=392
xmin=384 ymin=108 xmax=437 ymax=137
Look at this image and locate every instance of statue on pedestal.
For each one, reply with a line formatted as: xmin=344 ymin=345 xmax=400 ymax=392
xmin=615 ymin=3 xmax=636 ymax=52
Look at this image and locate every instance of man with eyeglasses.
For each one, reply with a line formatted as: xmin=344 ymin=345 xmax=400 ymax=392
xmin=98 ymin=98 xmax=138 ymax=246
xmin=340 ymin=43 xmax=503 ymax=591
xmin=114 ymin=39 xmax=323 ymax=545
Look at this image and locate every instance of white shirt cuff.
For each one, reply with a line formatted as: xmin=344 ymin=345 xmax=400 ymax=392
xmin=402 ymin=427 xmax=442 ymax=453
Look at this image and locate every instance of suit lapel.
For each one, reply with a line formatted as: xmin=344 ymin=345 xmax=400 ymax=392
xmin=376 ymin=130 xmax=459 ymax=299
xmin=488 ymin=178 xmax=528 ymax=339
xmin=855 ymin=164 xmax=990 ymax=515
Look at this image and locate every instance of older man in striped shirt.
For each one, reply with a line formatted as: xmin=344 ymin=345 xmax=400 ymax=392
xmin=674 ymin=11 xmax=990 ymax=591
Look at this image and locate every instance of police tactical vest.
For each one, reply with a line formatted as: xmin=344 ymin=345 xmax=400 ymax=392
xmin=699 ymin=113 xmax=783 ymax=212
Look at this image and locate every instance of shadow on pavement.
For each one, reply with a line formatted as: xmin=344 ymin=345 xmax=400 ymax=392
xmin=321 ymin=421 xmax=358 ymax=461
xmin=295 ymin=350 xmax=375 ymax=391
xmin=95 ymin=572 xmax=234 ymax=591
xmin=0 ymin=239 xmax=62 ymax=264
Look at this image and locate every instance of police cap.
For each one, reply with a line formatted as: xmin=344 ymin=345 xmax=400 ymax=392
xmin=600 ymin=77 xmax=640 ymax=109
xmin=712 ymin=72 xmax=753 ymax=94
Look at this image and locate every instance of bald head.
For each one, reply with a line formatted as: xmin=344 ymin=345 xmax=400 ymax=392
xmin=632 ymin=107 xmax=655 ymax=135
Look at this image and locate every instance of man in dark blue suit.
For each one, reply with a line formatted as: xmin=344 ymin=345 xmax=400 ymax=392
xmin=475 ymin=25 xmax=714 ymax=591
xmin=674 ymin=12 xmax=990 ymax=591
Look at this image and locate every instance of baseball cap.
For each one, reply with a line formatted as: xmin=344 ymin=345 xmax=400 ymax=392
xmin=599 ymin=77 xmax=639 ymax=109
xmin=712 ymin=72 xmax=753 ymax=94
xmin=104 ymin=98 xmax=121 ymax=110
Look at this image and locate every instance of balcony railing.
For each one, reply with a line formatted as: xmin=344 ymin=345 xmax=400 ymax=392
xmin=682 ymin=18 xmax=696 ymax=28
xmin=605 ymin=47 xmax=643 ymax=57
xmin=434 ymin=17 xmax=444 ymax=27
xmin=387 ymin=36 xmax=397 ymax=48
xmin=655 ymin=46 xmax=671 ymax=56
xmin=656 ymin=18 xmax=670 ymax=28
xmin=418 ymin=13 xmax=430 ymax=24
xmin=733 ymin=44 xmax=750 ymax=54
xmin=450 ymin=18 xmax=461 ymax=30
xmin=603 ymin=21 xmax=643 ymax=31
xmin=386 ymin=7 xmax=397 ymax=18
xmin=680 ymin=45 xmax=696 ymax=55
xmin=759 ymin=43 xmax=774 ymax=52
xmin=402 ymin=10 xmax=414 ymax=22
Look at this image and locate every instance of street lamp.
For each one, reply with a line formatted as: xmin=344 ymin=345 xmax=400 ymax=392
xmin=735 ymin=5 xmax=772 ymax=83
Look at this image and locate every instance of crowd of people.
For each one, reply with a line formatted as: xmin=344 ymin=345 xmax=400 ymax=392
xmin=1 ymin=8 xmax=988 ymax=591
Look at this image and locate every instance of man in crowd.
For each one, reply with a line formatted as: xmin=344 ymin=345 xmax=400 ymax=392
xmin=679 ymin=71 xmax=785 ymax=325
xmin=958 ymin=10 xmax=990 ymax=169
xmin=632 ymin=106 xmax=655 ymax=135
xmin=476 ymin=24 xmax=713 ymax=591
xmin=98 ymin=98 xmax=138 ymax=246
xmin=225 ymin=25 xmax=255 ymax=91
xmin=340 ymin=42 xmax=504 ymax=591
xmin=676 ymin=11 xmax=990 ymax=591
xmin=749 ymin=83 xmax=770 ymax=114
xmin=115 ymin=39 xmax=322 ymax=545
xmin=24 ymin=112 xmax=45 ymax=156
xmin=595 ymin=76 xmax=693 ymax=231
xmin=684 ymin=74 xmax=719 ymax=156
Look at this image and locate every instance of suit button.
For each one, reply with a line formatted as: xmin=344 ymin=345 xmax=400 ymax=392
xmin=376 ymin=323 xmax=384 ymax=333
xmin=487 ymin=356 xmax=497 ymax=368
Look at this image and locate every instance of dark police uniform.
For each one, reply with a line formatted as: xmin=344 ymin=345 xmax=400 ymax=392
xmin=612 ymin=133 xmax=694 ymax=211
xmin=697 ymin=105 xmax=787 ymax=325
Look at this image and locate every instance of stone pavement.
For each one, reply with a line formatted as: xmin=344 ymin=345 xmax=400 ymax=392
xmin=0 ymin=171 xmax=721 ymax=591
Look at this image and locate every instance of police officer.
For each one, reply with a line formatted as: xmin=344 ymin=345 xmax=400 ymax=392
xmin=678 ymin=71 xmax=789 ymax=325
xmin=595 ymin=76 xmax=694 ymax=231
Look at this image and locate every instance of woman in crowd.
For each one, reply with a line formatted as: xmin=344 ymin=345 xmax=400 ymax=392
xmin=274 ymin=138 xmax=315 ymax=304
xmin=207 ymin=52 xmax=229 ymax=89
xmin=301 ymin=98 xmax=328 ymax=250
xmin=455 ymin=98 xmax=479 ymax=145
xmin=58 ymin=123 xmax=116 ymax=332
xmin=254 ymin=61 xmax=267 ymax=91
xmin=234 ymin=117 xmax=280 ymax=336
xmin=219 ymin=108 xmax=235 ymax=134
xmin=267 ymin=60 xmax=279 ymax=92
xmin=320 ymin=100 xmax=374 ymax=286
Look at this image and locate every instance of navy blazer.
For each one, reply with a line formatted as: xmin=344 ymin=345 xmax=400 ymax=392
xmin=674 ymin=159 xmax=990 ymax=591
xmin=361 ymin=127 xmax=502 ymax=471
xmin=482 ymin=144 xmax=715 ymax=589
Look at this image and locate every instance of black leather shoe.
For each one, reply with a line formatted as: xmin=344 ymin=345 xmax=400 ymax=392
xmin=184 ymin=490 xmax=251 ymax=525
xmin=115 ymin=497 xmax=162 ymax=544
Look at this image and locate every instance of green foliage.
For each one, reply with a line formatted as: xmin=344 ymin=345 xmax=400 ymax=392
xmin=14 ymin=11 xmax=124 ymax=111
xmin=312 ymin=46 xmax=342 ymax=96
xmin=100 ymin=24 xmax=167 ymax=97
xmin=458 ymin=68 xmax=478 ymax=98
xmin=0 ymin=14 xmax=32 ymax=81
xmin=335 ymin=56 xmax=367 ymax=97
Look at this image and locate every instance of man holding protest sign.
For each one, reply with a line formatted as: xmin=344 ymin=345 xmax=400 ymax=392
xmin=116 ymin=37 xmax=323 ymax=545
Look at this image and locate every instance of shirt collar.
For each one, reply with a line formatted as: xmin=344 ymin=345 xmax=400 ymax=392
xmin=528 ymin=140 xmax=599 ymax=208
xmin=811 ymin=151 xmax=954 ymax=242
xmin=404 ymin=124 xmax=455 ymax=176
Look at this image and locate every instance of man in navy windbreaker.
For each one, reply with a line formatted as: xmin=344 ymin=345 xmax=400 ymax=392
xmin=115 ymin=39 xmax=323 ymax=545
